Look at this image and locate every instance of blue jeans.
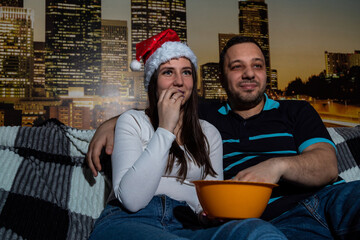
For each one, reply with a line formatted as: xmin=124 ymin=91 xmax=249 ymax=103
xmin=89 ymin=195 xmax=287 ymax=240
xmin=271 ymin=180 xmax=360 ymax=239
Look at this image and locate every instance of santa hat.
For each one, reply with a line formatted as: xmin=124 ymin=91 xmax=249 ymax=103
xmin=130 ymin=29 xmax=197 ymax=91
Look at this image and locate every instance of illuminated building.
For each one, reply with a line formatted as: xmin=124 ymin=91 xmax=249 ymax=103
xmin=92 ymin=100 xmax=138 ymax=128
xmin=0 ymin=1 xmax=23 ymax=7
xmin=238 ymin=0 xmax=271 ymax=80
xmin=49 ymin=99 xmax=91 ymax=129
xmin=325 ymin=51 xmax=360 ymax=77
xmin=101 ymin=20 xmax=129 ymax=97
xmin=201 ymin=62 xmax=227 ymax=100
xmin=45 ymin=0 xmax=101 ymax=97
xmin=270 ymin=69 xmax=278 ymax=90
xmin=13 ymin=97 xmax=60 ymax=126
xmin=33 ymin=41 xmax=45 ymax=97
xmin=0 ymin=6 xmax=34 ymax=98
xmin=130 ymin=71 xmax=147 ymax=104
xmin=218 ymin=33 xmax=241 ymax=56
xmin=131 ymin=0 xmax=187 ymax=60
xmin=349 ymin=51 xmax=360 ymax=69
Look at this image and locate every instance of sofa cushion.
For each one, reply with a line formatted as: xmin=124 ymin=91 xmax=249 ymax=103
xmin=0 ymin=120 xmax=111 ymax=240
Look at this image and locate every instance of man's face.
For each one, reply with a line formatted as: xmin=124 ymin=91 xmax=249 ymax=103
xmin=222 ymin=42 xmax=267 ymax=108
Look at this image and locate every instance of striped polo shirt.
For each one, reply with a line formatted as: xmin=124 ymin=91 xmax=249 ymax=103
xmin=199 ymin=94 xmax=341 ymax=220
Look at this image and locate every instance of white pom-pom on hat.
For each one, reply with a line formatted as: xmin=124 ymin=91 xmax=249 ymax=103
xmin=130 ymin=60 xmax=142 ymax=71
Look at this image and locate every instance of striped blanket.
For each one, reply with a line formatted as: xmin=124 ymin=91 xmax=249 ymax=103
xmin=327 ymin=126 xmax=360 ymax=182
xmin=0 ymin=120 xmax=359 ymax=240
xmin=0 ymin=120 xmax=111 ymax=240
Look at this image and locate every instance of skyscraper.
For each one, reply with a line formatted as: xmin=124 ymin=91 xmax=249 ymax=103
xmin=101 ymin=20 xmax=129 ymax=97
xmin=238 ymin=0 xmax=271 ymax=81
xmin=45 ymin=0 xmax=101 ymax=97
xmin=0 ymin=6 xmax=34 ymax=98
xmin=102 ymin=20 xmax=128 ymax=72
xmin=218 ymin=33 xmax=241 ymax=55
xmin=131 ymin=0 xmax=187 ymax=60
xmin=349 ymin=51 xmax=360 ymax=70
xmin=270 ymin=69 xmax=278 ymax=90
xmin=325 ymin=50 xmax=360 ymax=77
xmin=201 ymin=62 xmax=227 ymax=100
xmin=33 ymin=41 xmax=45 ymax=97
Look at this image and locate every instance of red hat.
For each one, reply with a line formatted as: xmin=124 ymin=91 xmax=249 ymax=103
xmin=130 ymin=29 xmax=197 ymax=91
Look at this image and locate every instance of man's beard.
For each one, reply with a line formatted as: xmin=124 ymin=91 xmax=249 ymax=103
xmin=227 ymin=86 xmax=265 ymax=111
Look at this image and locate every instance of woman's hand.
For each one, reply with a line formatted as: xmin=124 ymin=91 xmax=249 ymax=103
xmin=157 ymin=88 xmax=184 ymax=133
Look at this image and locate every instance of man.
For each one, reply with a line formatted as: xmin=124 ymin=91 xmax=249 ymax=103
xmin=87 ymin=36 xmax=360 ymax=239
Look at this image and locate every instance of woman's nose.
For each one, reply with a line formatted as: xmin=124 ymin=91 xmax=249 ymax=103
xmin=173 ymin=73 xmax=184 ymax=86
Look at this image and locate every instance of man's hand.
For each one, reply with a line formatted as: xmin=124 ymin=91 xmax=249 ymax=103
xmin=86 ymin=116 xmax=118 ymax=177
xmin=233 ymin=158 xmax=284 ymax=184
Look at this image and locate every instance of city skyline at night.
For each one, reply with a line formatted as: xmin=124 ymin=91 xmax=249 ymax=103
xmin=1 ymin=0 xmax=359 ymax=129
xmin=25 ymin=0 xmax=360 ymax=90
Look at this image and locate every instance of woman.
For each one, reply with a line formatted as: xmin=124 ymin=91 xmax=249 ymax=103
xmin=89 ymin=29 xmax=287 ymax=240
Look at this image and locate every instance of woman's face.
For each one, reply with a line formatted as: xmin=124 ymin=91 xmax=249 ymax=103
xmin=157 ymin=57 xmax=194 ymax=104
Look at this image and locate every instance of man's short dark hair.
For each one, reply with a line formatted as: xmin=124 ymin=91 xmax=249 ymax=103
xmin=219 ymin=36 xmax=265 ymax=78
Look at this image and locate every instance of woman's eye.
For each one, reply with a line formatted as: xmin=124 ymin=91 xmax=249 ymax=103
xmin=183 ymin=70 xmax=192 ymax=75
xmin=254 ymin=64 xmax=263 ymax=69
xmin=162 ymin=70 xmax=172 ymax=75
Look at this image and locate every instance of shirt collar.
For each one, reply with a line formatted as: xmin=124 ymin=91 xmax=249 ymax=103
xmin=218 ymin=93 xmax=280 ymax=115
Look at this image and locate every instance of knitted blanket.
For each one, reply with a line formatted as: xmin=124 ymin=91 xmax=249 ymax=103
xmin=0 ymin=120 xmax=111 ymax=240
xmin=327 ymin=126 xmax=360 ymax=182
xmin=0 ymin=121 xmax=359 ymax=240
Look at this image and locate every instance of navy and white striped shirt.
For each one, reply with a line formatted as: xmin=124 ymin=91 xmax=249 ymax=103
xmin=199 ymin=94 xmax=341 ymax=220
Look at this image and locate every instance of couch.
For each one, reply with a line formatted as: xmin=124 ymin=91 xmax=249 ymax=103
xmin=0 ymin=120 xmax=359 ymax=240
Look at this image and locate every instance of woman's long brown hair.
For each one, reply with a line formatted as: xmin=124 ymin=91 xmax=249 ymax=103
xmin=145 ymin=61 xmax=217 ymax=182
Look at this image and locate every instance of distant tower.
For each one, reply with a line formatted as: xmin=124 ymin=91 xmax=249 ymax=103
xmin=201 ymin=63 xmax=227 ymax=100
xmin=325 ymin=50 xmax=360 ymax=77
xmin=102 ymin=20 xmax=128 ymax=73
xmin=101 ymin=20 xmax=130 ymax=97
xmin=131 ymin=0 xmax=187 ymax=61
xmin=45 ymin=0 xmax=101 ymax=97
xmin=270 ymin=69 xmax=278 ymax=90
xmin=0 ymin=0 xmax=23 ymax=7
xmin=239 ymin=0 xmax=271 ymax=81
xmin=0 ymin=6 xmax=34 ymax=97
xmin=33 ymin=42 xmax=46 ymax=97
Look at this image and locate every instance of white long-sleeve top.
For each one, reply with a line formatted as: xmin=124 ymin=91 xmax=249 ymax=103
xmin=111 ymin=109 xmax=223 ymax=213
